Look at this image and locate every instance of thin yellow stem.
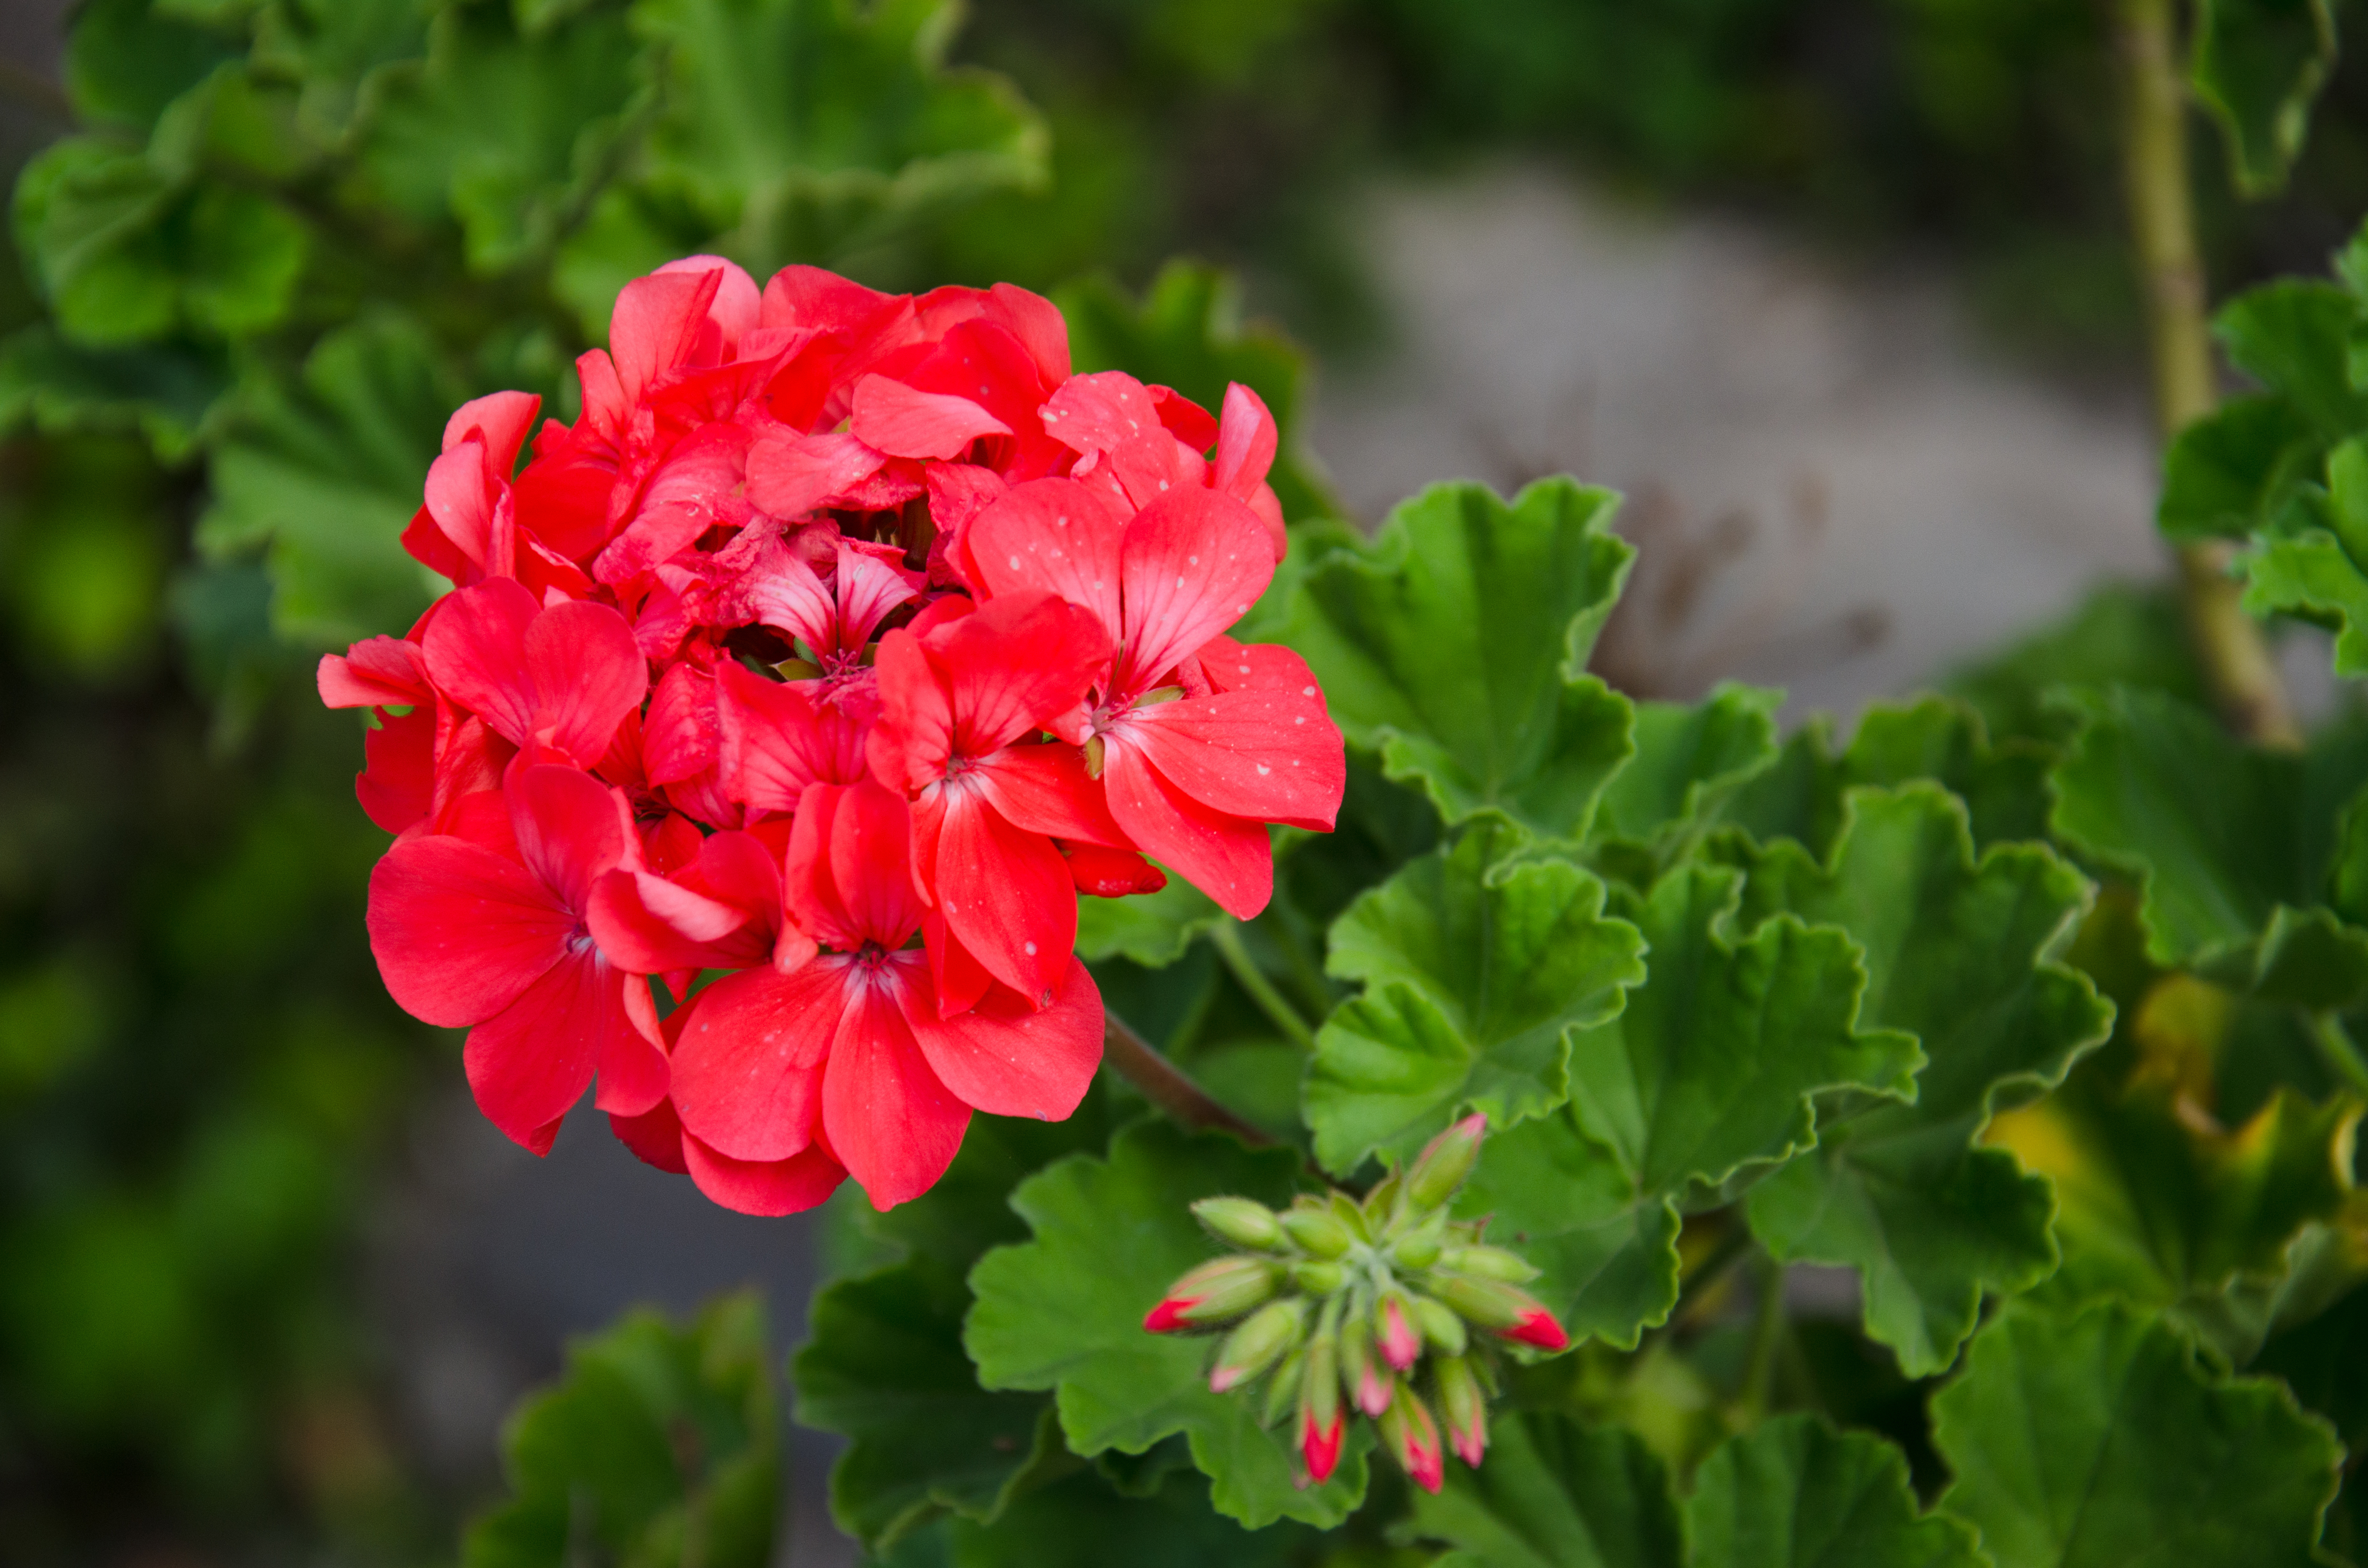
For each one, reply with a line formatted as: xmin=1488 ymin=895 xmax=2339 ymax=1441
xmin=2115 ymin=0 xmax=2302 ymax=748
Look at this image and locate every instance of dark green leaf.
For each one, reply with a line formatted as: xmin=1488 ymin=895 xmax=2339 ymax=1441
xmin=1282 ymin=479 xmax=1636 ymax=841
xmin=1075 ymin=877 xmax=1226 ymax=968
xmin=944 ymin=1467 xmax=1320 ymax=1568
xmin=2192 ymin=0 xmax=2339 ymax=199
xmin=194 ymin=310 xmax=463 ymax=645
xmin=463 ymin=1291 xmax=777 ymax=1568
xmin=1456 ymin=867 xmax=1919 ymax=1346
xmin=1404 ymin=1410 xmax=1681 ymax=1568
xmin=1305 ymin=827 xmax=1645 ymax=1172
xmin=964 ymin=1120 xmax=1371 ymax=1528
xmin=2218 ymin=280 xmax=2368 ymax=436
xmin=1728 ymin=786 xmax=2112 ymax=1375
xmin=1943 ymin=584 xmax=2205 ymax=749
xmin=1931 ymin=1302 xmax=2344 ymax=1568
xmin=1587 ymin=682 xmax=1782 ymax=873
xmin=2159 ymin=394 xmax=2322 ymax=542
xmin=67 ymin=0 xmax=243 ymax=132
xmin=0 ymin=325 xmax=230 ymax=460
xmin=1687 ymin=1415 xmax=1982 ymax=1568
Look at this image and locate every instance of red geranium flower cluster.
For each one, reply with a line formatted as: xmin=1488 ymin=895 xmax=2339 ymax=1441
xmin=320 ymin=258 xmax=1346 ymax=1214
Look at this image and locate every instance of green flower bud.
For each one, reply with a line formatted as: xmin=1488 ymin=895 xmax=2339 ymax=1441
xmin=1192 ymin=1196 xmax=1285 ymax=1252
xmin=1211 ymin=1298 xmax=1308 ymax=1393
xmin=1434 ymin=1354 xmax=1488 ymax=1468
xmin=1431 ymin=1274 xmax=1569 ymax=1351
xmin=1261 ymin=1345 xmax=1306 ymax=1427
xmin=1362 ymin=1170 xmax=1405 ymax=1229
xmin=1436 ymin=1243 xmax=1540 ymax=1283
xmin=1387 ymin=1211 xmax=1447 ymax=1269
xmin=1406 ymin=1113 xmax=1485 ymax=1211
xmin=1412 ymin=1293 xmax=1468 ymax=1356
xmin=1144 ymin=1255 xmax=1280 ymax=1331
xmin=1329 ymin=1191 xmax=1375 ymax=1242
xmin=1374 ymin=1286 xmax=1423 ymax=1371
xmin=1340 ymin=1309 xmax=1394 ymax=1417
xmin=1379 ymin=1381 xmax=1445 ymax=1493
xmin=1281 ymin=1205 xmax=1356 ymax=1259
xmin=1292 ymin=1258 xmax=1348 ymax=1296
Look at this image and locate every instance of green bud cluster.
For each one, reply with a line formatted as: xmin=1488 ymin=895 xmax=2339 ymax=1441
xmin=1143 ymin=1115 xmax=1564 ymax=1490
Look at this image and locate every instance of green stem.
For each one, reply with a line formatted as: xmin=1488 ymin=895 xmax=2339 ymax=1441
xmin=2310 ymin=1012 xmax=2368 ymax=1098
xmin=1209 ymin=921 xmax=1318 ymax=1050
xmin=2114 ymin=0 xmax=2301 ymax=748
xmin=1735 ymin=1250 xmax=1787 ymax=1427
xmin=1100 ymin=1010 xmax=1273 ymax=1146
xmin=1265 ymin=909 xmax=1340 ymax=1022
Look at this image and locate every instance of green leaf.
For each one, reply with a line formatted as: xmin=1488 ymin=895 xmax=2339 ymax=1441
xmin=463 ymin=1291 xmax=777 ymax=1568
xmin=12 ymin=137 xmax=310 ymax=347
xmin=1054 ymin=260 xmax=1337 ymax=524
xmin=359 ymin=1 xmax=643 ymax=276
xmin=1587 ymin=682 xmax=1782 ymax=872
xmin=194 ymin=310 xmax=463 ymax=645
xmin=1727 ymin=786 xmax=2111 ymax=1375
xmin=1943 ymin=584 xmax=2206 ymax=749
xmin=964 ymin=1120 xmax=1371 ymax=1528
xmin=795 ymin=1258 xmax=1057 ymax=1552
xmin=1075 ymin=877 xmax=1226 ymax=968
xmin=1455 ymin=866 xmax=1920 ymax=1347
xmin=1281 ymin=479 xmax=1637 ymax=841
xmin=2192 ymin=0 xmax=2339 ymax=199
xmin=1403 ymin=1410 xmax=1681 ymax=1568
xmin=2245 ymin=525 xmax=2368 ymax=676
xmin=66 ymin=0 xmax=243 ymax=133
xmin=2048 ymin=686 xmax=2368 ymax=978
xmin=2217 ymin=280 xmax=2368 ymax=436
xmin=0 ymin=325 xmax=229 ymax=461
xmin=1931 ymin=1301 xmax=2344 ymax=1568
xmin=943 ymin=1467 xmax=1320 ymax=1568
xmin=248 ymin=0 xmax=437 ymax=151
xmin=1305 ymin=827 xmax=1646 ymax=1172
xmin=588 ymin=0 xmax=1048 ymax=300
xmin=2159 ymin=394 xmax=2322 ymax=542
xmin=1686 ymin=1415 xmax=1983 ymax=1568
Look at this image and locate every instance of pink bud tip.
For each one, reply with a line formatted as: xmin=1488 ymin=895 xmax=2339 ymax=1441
xmin=1208 ymin=1365 xmax=1247 ymax=1393
xmin=1504 ymin=1307 xmax=1569 ymax=1351
xmin=1407 ymin=1444 xmax=1445 ymax=1494
xmin=1300 ymin=1412 xmax=1344 ymax=1485
xmin=1380 ymin=1302 xmax=1422 ymax=1371
xmin=1449 ymin=1424 xmax=1486 ymax=1469
xmin=1357 ymin=1368 xmax=1394 ymax=1417
xmin=1143 ymin=1297 xmax=1197 ymax=1334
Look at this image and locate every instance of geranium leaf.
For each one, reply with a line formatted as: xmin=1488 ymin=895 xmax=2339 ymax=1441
xmin=2192 ymin=0 xmax=2339 ymax=199
xmin=1586 ymin=682 xmax=1782 ymax=880
xmin=1931 ymin=1302 xmax=2344 ymax=1568
xmin=2159 ymin=393 xmax=2322 ymax=542
xmin=940 ymin=1467 xmax=1323 ymax=1568
xmin=794 ymin=1101 xmax=1113 ymax=1551
xmin=194 ymin=310 xmax=463 ymax=645
xmin=1075 ymin=877 xmax=1226 ymax=968
xmin=2049 ymin=686 xmax=2368 ymax=985
xmin=0 ymin=325 xmax=229 ymax=461
xmin=2217 ymin=280 xmax=2368 ymax=436
xmin=1943 ymin=584 xmax=2206 ymax=749
xmin=1282 ymin=478 xmax=1636 ymax=842
xmin=1403 ymin=1410 xmax=1682 ymax=1568
xmin=964 ymin=1120 xmax=1371 ymax=1529
xmin=1305 ymin=826 xmax=1646 ymax=1172
xmin=358 ymin=1 xmax=642 ymax=277
xmin=1456 ymin=866 xmax=1920 ymax=1347
xmin=463 ymin=1291 xmax=777 ymax=1568
xmin=1724 ymin=786 xmax=2112 ymax=1375
xmin=1687 ymin=1416 xmax=1983 ymax=1568
xmin=794 ymin=1258 xmax=1058 ymax=1553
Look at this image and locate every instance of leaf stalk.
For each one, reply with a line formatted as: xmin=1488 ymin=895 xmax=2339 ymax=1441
xmin=1210 ymin=921 xmax=1320 ymax=1050
xmin=1102 ymin=1009 xmax=1275 ymax=1146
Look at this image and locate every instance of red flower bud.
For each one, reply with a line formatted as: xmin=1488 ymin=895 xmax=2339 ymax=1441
xmin=1298 ymin=1403 xmax=1345 ymax=1486
xmin=1340 ymin=1311 xmax=1394 ymax=1417
xmin=1380 ymin=1383 xmax=1445 ymax=1494
xmin=1432 ymin=1273 xmax=1568 ymax=1351
xmin=1435 ymin=1354 xmax=1487 ymax=1468
xmin=1298 ymin=1309 xmax=1344 ymax=1486
xmin=1144 ymin=1255 xmax=1278 ymax=1332
xmin=1376 ymin=1289 xmax=1423 ymax=1372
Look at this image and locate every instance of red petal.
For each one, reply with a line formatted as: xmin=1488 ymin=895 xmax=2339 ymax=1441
xmin=643 ymin=663 xmax=719 ymax=787
xmin=831 ymin=537 xmax=924 ymax=652
xmin=508 ymin=764 xmax=632 ymax=914
xmin=1149 ymin=384 xmax=1220 ymax=451
xmin=609 ymin=267 xmax=720 ymax=405
xmin=1117 ymin=488 xmax=1275 ymax=696
xmin=596 ymin=971 xmax=671 ymax=1117
xmin=867 ymin=629 xmax=956 ymax=796
xmin=849 ymin=374 xmax=1012 ymax=460
xmin=822 ymin=976 xmax=971 ymax=1209
xmin=422 ymin=578 xmax=542 ymax=747
xmin=443 ymin=390 xmax=541 ymax=473
xmin=718 ymin=663 xmax=871 ymax=815
xmin=683 ymin=1133 xmax=847 ymax=1216
xmin=829 ymin=778 xmax=925 ymax=950
xmin=670 ymin=960 xmax=841 ymax=1161
xmin=653 ymin=254 xmax=760 ymax=349
xmin=926 ymin=786 xmax=1074 ymax=1001
xmin=357 ymin=707 xmax=434 ymax=835
xmin=1101 ymin=743 xmax=1273 ymax=920
xmin=985 ymin=282 xmax=1070 ymax=382
xmin=746 ymin=428 xmax=886 ymax=519
xmin=1063 ymin=841 xmax=1166 ymax=897
xmin=920 ymin=909 xmax=995 ymax=1019
xmin=973 ymin=743 xmax=1127 ymax=846
xmin=367 ymin=836 xmax=570 ymax=1027
xmin=526 ymin=599 xmax=648 ymax=765
xmin=423 ymin=441 xmax=504 ymax=576
xmin=1122 ymin=688 xmax=1345 ymax=831
xmin=586 ymin=868 xmax=763 ymax=973
xmin=967 ymin=477 xmax=1126 ymax=633
xmin=609 ymin=1098 xmax=690 ymax=1175
xmin=319 ymin=636 xmax=428 ymax=708
xmin=462 ymin=949 xmax=616 ymax=1148
xmin=926 ymin=590 xmax=1112 ymax=758
xmin=1212 ymin=382 xmax=1277 ymax=502
xmin=905 ymin=958 xmax=1103 ymax=1119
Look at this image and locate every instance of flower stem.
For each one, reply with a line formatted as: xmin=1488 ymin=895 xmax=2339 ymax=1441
xmin=2114 ymin=0 xmax=2301 ymax=748
xmin=1103 ymin=1009 xmax=1274 ymax=1145
xmin=1209 ymin=921 xmax=1319 ymax=1051
xmin=2310 ymin=1012 xmax=2368 ymax=1099
xmin=1734 ymin=1249 xmax=1788 ymax=1428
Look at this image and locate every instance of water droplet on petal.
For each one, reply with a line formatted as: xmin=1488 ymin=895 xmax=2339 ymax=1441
xmin=1024 ymin=941 xmax=1038 ymax=955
